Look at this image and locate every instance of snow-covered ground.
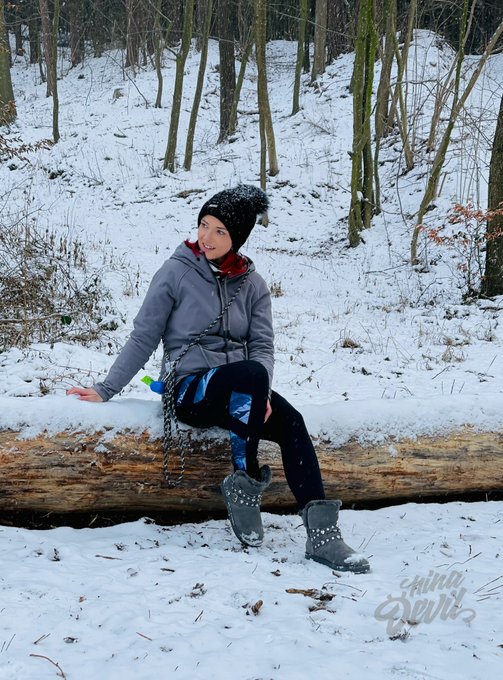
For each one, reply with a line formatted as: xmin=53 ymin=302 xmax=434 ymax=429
xmin=1 ymin=31 xmax=502 ymax=678
xmin=1 ymin=503 xmax=502 ymax=680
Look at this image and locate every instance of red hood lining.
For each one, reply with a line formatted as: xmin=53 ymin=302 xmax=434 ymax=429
xmin=185 ymin=240 xmax=249 ymax=278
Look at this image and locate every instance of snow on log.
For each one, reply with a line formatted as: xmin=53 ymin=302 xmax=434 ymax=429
xmin=0 ymin=428 xmax=502 ymax=515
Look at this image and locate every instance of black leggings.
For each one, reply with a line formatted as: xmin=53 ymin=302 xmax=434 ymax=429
xmin=175 ymin=360 xmax=325 ymax=509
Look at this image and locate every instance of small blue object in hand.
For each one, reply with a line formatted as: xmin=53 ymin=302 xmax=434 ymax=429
xmin=141 ymin=375 xmax=166 ymax=394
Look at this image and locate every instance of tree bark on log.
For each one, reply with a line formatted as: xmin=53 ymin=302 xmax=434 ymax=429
xmin=1 ymin=428 xmax=502 ymax=516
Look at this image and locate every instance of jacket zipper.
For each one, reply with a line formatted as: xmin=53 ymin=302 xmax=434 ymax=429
xmin=223 ymin=278 xmax=230 ymax=339
xmin=216 ymin=278 xmax=230 ymax=361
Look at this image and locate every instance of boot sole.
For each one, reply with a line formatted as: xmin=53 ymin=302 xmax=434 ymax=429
xmin=220 ymin=481 xmax=263 ymax=548
xmin=306 ymin=553 xmax=370 ymax=574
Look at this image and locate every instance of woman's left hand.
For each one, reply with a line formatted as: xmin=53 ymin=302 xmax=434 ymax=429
xmin=66 ymin=386 xmax=103 ymax=402
xmin=264 ymin=399 xmax=272 ymax=422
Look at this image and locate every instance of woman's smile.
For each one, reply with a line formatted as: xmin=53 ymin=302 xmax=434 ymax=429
xmin=198 ymin=214 xmax=233 ymax=260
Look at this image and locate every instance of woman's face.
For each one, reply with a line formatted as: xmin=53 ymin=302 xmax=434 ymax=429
xmin=198 ymin=214 xmax=233 ymax=261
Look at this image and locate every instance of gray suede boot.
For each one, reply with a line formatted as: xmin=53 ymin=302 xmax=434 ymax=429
xmin=221 ymin=466 xmax=272 ymax=547
xmin=301 ymin=499 xmax=370 ymax=573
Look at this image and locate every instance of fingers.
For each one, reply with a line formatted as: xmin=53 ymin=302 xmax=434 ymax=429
xmin=66 ymin=387 xmax=103 ymax=402
xmin=67 ymin=386 xmax=89 ymax=397
xmin=79 ymin=393 xmax=103 ymax=402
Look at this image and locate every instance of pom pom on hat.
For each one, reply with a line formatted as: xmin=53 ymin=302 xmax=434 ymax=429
xmin=197 ymin=184 xmax=269 ymax=252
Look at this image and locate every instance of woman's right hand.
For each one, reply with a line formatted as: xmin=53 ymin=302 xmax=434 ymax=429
xmin=66 ymin=387 xmax=104 ymax=402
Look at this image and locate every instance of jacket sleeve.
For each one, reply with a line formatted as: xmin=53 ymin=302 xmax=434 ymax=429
xmin=246 ymin=275 xmax=274 ymax=394
xmin=93 ymin=261 xmax=176 ymax=401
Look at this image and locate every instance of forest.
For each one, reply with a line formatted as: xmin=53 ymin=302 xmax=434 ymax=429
xmin=1 ymin=0 xmax=503 ymax=494
xmin=2 ymin=0 xmax=503 ymax=356
xmin=1 ymin=4 xmax=503 ymax=676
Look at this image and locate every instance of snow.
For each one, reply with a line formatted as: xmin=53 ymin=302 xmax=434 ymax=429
xmin=3 ymin=391 xmax=503 ymax=448
xmin=1 ymin=504 xmax=501 ymax=679
xmin=1 ymin=30 xmax=503 ymax=679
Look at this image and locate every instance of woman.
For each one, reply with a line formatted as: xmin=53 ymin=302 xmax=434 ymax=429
xmin=68 ymin=185 xmax=370 ymax=574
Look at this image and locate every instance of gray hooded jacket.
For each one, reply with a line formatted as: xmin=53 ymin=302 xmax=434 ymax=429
xmin=93 ymin=242 xmax=274 ymax=401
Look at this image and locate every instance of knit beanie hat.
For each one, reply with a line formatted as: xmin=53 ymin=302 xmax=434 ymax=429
xmin=197 ymin=184 xmax=269 ymax=252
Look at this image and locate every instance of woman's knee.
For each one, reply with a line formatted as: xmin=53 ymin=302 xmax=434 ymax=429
xmin=239 ymin=360 xmax=269 ymax=389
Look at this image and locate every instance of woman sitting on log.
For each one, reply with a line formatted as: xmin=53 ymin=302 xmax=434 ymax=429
xmin=68 ymin=185 xmax=370 ymax=574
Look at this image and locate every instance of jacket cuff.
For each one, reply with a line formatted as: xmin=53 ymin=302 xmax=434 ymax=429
xmin=92 ymin=382 xmax=113 ymax=402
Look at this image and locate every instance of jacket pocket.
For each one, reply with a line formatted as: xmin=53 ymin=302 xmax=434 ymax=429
xmin=197 ymin=343 xmax=246 ymax=369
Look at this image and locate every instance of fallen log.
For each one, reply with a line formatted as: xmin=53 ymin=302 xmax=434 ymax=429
xmin=0 ymin=427 xmax=502 ymax=517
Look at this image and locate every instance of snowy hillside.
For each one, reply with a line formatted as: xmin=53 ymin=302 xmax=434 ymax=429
xmin=2 ymin=33 xmax=503 ymax=443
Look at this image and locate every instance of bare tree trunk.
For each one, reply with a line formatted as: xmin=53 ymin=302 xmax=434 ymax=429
xmin=349 ymin=10 xmax=367 ymax=242
xmin=163 ymin=0 xmax=194 ymax=172
xmin=303 ymin=0 xmax=314 ymax=73
xmin=153 ymin=6 xmax=163 ymax=107
xmin=348 ymin=0 xmax=375 ymax=246
xmin=254 ymin=0 xmax=267 ymax=185
xmin=217 ymin=0 xmax=236 ymax=143
xmin=27 ymin=3 xmax=40 ymax=64
xmin=373 ymin=0 xmax=396 ymax=213
xmin=362 ymin=9 xmax=377 ymax=228
xmin=387 ymin=0 xmax=413 ymax=129
xmin=184 ymin=0 xmax=212 ymax=169
xmin=483 ymin=93 xmax=503 ymax=296
xmin=153 ymin=0 xmax=170 ymax=109
xmin=12 ymin=2 xmax=23 ymax=56
xmin=254 ymin=0 xmax=279 ymax=177
xmin=50 ymin=0 xmax=60 ymax=142
xmin=38 ymin=44 xmax=45 ymax=83
xmin=292 ymin=0 xmax=308 ymax=115
xmin=375 ymin=0 xmax=396 ymax=143
xmin=68 ymin=0 xmax=84 ymax=67
xmin=411 ymin=14 xmax=503 ymax=263
xmin=38 ymin=0 xmax=60 ymax=138
xmin=165 ymin=0 xmax=183 ymax=46
xmin=93 ymin=0 xmax=106 ymax=57
xmin=311 ymin=0 xmax=328 ymax=82
xmin=386 ymin=0 xmax=415 ymax=171
xmin=327 ymin=0 xmax=353 ymax=62
xmin=426 ymin=0 xmax=476 ymax=154
xmin=126 ymin=0 xmax=142 ymax=69
xmin=39 ymin=0 xmax=54 ymax=96
xmin=0 ymin=0 xmax=16 ymax=124
xmin=390 ymin=23 xmax=414 ymax=171
xmin=232 ymin=0 xmax=253 ymax=135
xmin=259 ymin=96 xmax=267 ymax=194
xmin=237 ymin=0 xmax=253 ymax=51
xmin=195 ymin=0 xmax=211 ymax=51
xmin=228 ymin=38 xmax=252 ymax=135
xmin=143 ymin=0 xmax=156 ymax=58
